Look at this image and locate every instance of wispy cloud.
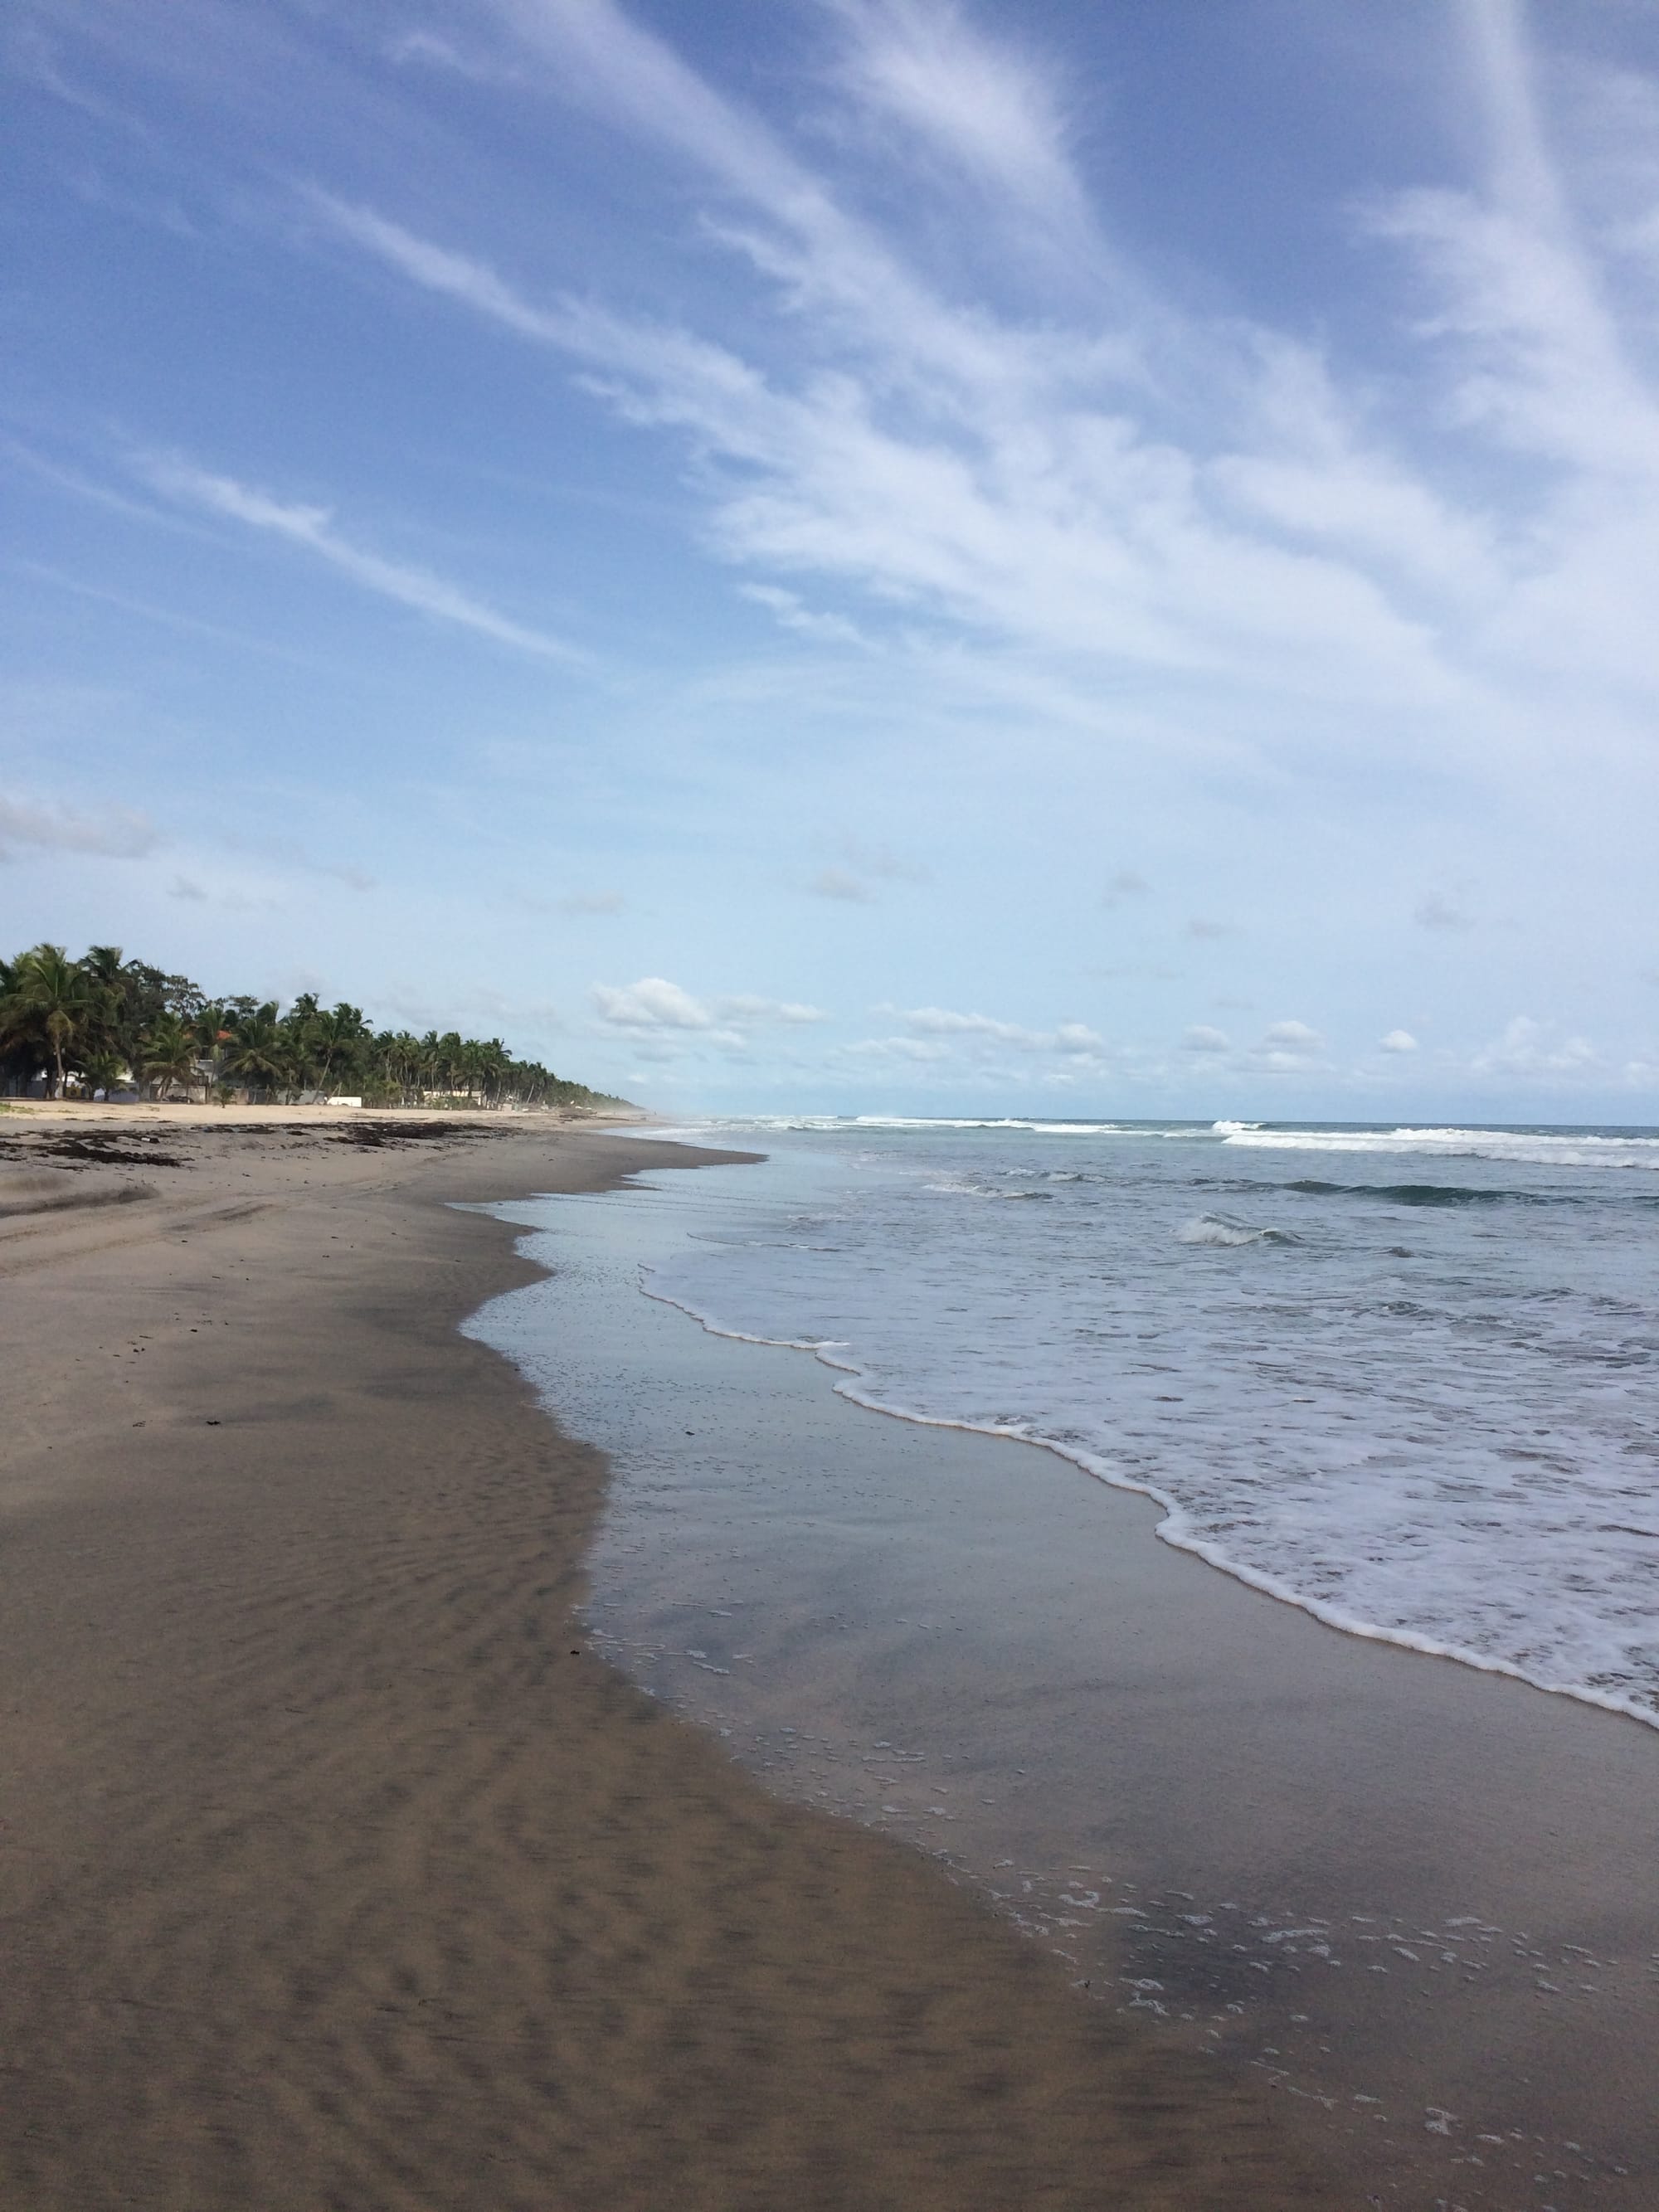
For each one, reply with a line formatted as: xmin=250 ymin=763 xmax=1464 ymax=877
xmin=805 ymin=834 xmax=929 ymax=902
xmin=139 ymin=456 xmax=581 ymax=661
xmin=1102 ymin=869 xmax=1150 ymax=907
xmin=1415 ymin=890 xmax=1477 ymax=931
xmin=808 ymin=867 xmax=877 ymax=902
xmin=868 ymin=1004 xmax=1105 ymax=1057
xmin=0 ymin=794 xmax=159 ymax=860
xmin=294 ymin=0 xmax=1659 ymax=821
xmin=827 ymin=0 xmax=1097 ymax=246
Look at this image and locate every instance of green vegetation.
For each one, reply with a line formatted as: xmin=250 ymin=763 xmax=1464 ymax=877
xmin=0 ymin=942 xmax=625 ymax=1111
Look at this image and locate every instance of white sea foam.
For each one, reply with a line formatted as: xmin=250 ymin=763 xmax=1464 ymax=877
xmin=642 ymin=1118 xmax=1659 ymax=1728
xmin=1218 ymin=1124 xmax=1659 ymax=1171
xmin=1176 ymin=1212 xmax=1295 ymax=1247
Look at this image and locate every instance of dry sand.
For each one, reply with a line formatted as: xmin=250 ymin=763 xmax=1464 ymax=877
xmin=0 ymin=1106 xmax=1321 ymax=2210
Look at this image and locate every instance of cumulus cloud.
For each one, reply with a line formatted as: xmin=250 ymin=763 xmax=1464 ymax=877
xmin=0 ymin=794 xmax=159 ymax=860
xmin=591 ymin=977 xmax=826 ymax=1036
xmin=1379 ymin=1028 xmax=1419 ymax=1053
xmin=1183 ymin=1024 xmax=1229 ymax=1053
xmin=1472 ymin=1014 xmax=1599 ymax=1077
xmin=593 ymin=976 xmax=714 ymax=1029
xmin=1053 ymin=1021 xmax=1104 ymax=1053
xmin=1261 ymin=1020 xmax=1324 ymax=1053
xmin=1249 ymin=1019 xmax=1326 ymax=1071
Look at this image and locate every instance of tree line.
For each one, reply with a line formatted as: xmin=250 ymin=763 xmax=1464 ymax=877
xmin=0 ymin=943 xmax=625 ymax=1111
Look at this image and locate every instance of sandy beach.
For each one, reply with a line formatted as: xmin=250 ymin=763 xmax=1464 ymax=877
xmin=0 ymin=1106 xmax=1316 ymax=2211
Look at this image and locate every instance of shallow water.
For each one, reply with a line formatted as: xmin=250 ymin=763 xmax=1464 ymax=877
xmin=640 ymin=1118 xmax=1659 ymax=1727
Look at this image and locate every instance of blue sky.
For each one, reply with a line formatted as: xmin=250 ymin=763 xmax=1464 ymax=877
xmin=5 ymin=0 xmax=1659 ymax=1117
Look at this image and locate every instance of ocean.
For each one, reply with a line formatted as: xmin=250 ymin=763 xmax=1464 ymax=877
xmin=636 ymin=1116 xmax=1659 ymax=1726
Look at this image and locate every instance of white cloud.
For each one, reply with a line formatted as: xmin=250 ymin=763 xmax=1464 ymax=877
xmin=1255 ymin=1021 xmax=1325 ymax=1067
xmin=591 ymin=977 xmax=826 ymax=1035
xmin=1262 ymin=1019 xmax=1323 ymax=1049
xmin=902 ymin=1004 xmax=1038 ymax=1043
xmin=1054 ymin=1021 xmax=1104 ymax=1053
xmin=884 ymin=1005 xmax=1102 ymax=1057
xmin=593 ymin=975 xmax=714 ymax=1029
xmin=1183 ymin=1024 xmax=1229 ymax=1053
xmin=740 ymin=583 xmax=868 ymax=645
xmin=301 ymin=0 xmax=1659 ymax=863
xmin=829 ymin=0 xmax=1093 ymax=242
xmin=1471 ymin=1014 xmax=1600 ymax=1077
xmin=139 ymin=456 xmax=580 ymax=661
xmin=840 ymin=1034 xmax=951 ymax=1061
xmin=0 ymin=794 xmax=159 ymax=859
xmin=558 ymin=889 xmax=626 ymax=915
xmin=717 ymin=994 xmax=828 ymax=1025
xmin=1379 ymin=1028 xmax=1419 ymax=1053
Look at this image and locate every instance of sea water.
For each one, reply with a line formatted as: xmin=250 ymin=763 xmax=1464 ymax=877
xmin=467 ymin=1115 xmax=1659 ymax=2202
xmin=635 ymin=1117 xmax=1659 ymax=1727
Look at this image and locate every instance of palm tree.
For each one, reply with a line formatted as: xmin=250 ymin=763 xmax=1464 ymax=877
xmin=222 ymin=1005 xmax=291 ymax=1100
xmin=378 ymin=1030 xmax=423 ymax=1104
xmin=4 ymin=939 xmax=630 ymax=1114
xmin=142 ymin=1014 xmax=200 ymax=1100
xmin=308 ymin=1003 xmax=367 ymax=1093
xmin=0 ymin=944 xmax=95 ymax=1097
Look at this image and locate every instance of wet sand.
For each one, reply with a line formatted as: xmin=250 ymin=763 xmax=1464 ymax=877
xmin=0 ymin=1107 xmax=1317 ymax=2210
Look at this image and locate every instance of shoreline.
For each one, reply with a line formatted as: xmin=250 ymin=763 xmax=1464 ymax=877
xmin=0 ymin=1115 xmax=1317 ymax=2210
xmin=648 ymin=1274 xmax=1659 ymax=1736
xmin=475 ymin=1149 xmax=1659 ymax=2209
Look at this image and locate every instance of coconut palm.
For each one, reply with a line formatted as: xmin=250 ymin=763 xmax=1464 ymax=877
xmin=142 ymin=1014 xmax=200 ymax=1100
xmin=222 ymin=1005 xmax=291 ymax=1100
xmin=307 ymin=1003 xmax=367 ymax=1093
xmin=0 ymin=944 xmax=95 ymax=1096
xmin=3 ymin=939 xmax=628 ymax=1113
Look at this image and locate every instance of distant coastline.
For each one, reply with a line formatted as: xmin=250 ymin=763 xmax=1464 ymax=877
xmin=0 ymin=940 xmax=625 ymax=1112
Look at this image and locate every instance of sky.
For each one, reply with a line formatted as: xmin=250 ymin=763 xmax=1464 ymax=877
xmin=5 ymin=0 xmax=1659 ymax=1119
